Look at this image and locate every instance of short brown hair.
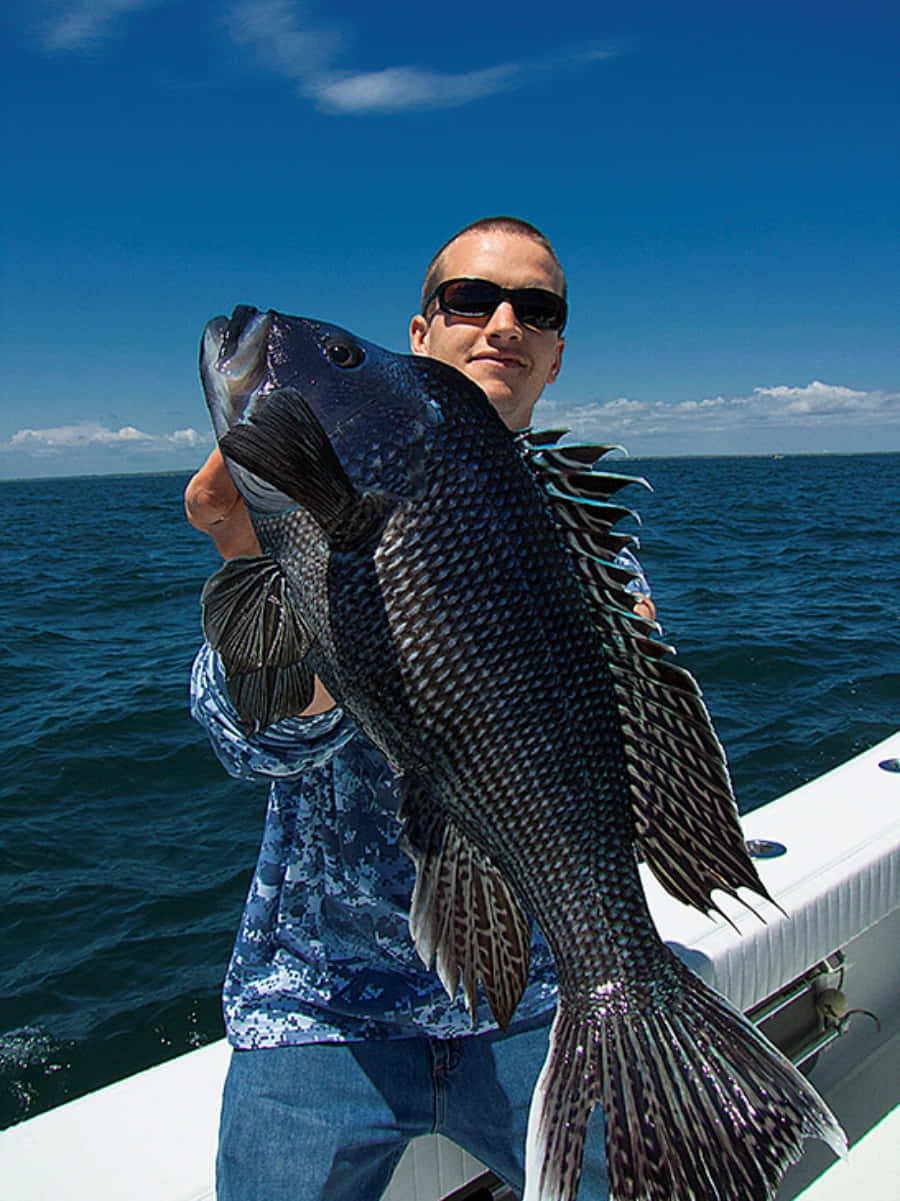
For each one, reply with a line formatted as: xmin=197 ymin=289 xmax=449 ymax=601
xmin=420 ymin=216 xmax=566 ymax=313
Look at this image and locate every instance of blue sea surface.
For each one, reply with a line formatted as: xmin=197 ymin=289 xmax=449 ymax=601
xmin=1 ymin=455 xmax=898 ymax=1128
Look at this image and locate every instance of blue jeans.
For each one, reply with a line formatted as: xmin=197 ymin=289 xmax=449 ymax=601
xmin=216 ymin=1015 xmax=609 ymax=1200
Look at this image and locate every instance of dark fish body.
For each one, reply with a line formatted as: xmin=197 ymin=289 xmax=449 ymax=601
xmin=199 ymin=307 xmax=845 ymax=1201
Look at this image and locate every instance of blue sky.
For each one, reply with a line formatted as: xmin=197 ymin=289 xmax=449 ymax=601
xmin=1 ymin=1 xmax=898 ymax=477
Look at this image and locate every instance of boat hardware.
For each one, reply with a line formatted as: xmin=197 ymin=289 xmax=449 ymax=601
xmin=745 ymin=838 xmax=787 ymax=859
xmin=745 ymin=950 xmax=866 ymax=1068
xmin=815 ymin=979 xmax=881 ymax=1035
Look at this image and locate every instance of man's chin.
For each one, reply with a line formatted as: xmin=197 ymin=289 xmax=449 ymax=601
xmin=476 ymin=386 xmax=535 ymax=432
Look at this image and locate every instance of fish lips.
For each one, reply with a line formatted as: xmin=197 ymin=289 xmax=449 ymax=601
xmin=201 ymin=307 xmax=302 ymax=514
xmin=200 ymin=306 xmax=273 ymax=440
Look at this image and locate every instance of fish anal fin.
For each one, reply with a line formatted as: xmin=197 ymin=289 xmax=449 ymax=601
xmin=398 ymin=789 xmax=530 ymax=1030
xmin=201 ymin=554 xmax=315 ymax=733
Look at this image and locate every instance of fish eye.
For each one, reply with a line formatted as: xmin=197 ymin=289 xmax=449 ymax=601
xmin=324 ymin=339 xmax=365 ymax=369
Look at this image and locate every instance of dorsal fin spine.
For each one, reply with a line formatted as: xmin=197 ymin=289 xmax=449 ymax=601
xmin=519 ymin=428 xmax=775 ymax=918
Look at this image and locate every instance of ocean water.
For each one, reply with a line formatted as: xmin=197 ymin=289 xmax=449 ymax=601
xmin=1 ymin=454 xmax=898 ymax=1129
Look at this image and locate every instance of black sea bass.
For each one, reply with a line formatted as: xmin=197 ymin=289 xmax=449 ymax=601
xmin=198 ymin=306 xmax=845 ymax=1201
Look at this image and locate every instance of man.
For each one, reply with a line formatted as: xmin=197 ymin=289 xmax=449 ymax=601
xmin=186 ymin=217 xmax=651 ymax=1200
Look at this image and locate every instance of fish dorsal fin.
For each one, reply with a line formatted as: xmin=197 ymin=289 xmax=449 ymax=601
xmin=398 ymin=781 xmax=531 ymax=1030
xmin=518 ymin=430 xmax=774 ymax=920
xmin=201 ymin=555 xmax=315 ymax=734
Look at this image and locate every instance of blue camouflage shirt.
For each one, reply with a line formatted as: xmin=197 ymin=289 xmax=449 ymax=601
xmin=191 ymin=551 xmax=651 ymax=1049
xmin=191 ymin=646 xmax=559 ymax=1047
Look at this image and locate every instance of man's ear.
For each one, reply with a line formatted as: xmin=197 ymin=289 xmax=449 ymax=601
xmin=546 ymin=336 xmax=565 ymax=385
xmin=409 ymin=314 xmax=428 ymax=356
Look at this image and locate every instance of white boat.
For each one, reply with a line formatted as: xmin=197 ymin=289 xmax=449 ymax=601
xmin=2 ymin=731 xmax=898 ymax=1201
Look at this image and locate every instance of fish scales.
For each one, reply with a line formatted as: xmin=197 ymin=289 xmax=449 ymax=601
xmin=199 ymin=307 xmax=846 ymax=1201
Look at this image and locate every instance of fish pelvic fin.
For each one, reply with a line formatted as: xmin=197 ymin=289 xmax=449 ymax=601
xmin=219 ymin=387 xmax=382 ymax=547
xmin=201 ymin=555 xmax=315 ymax=734
xmin=524 ymin=967 xmax=846 ymax=1201
xmin=398 ymin=788 xmax=530 ymax=1030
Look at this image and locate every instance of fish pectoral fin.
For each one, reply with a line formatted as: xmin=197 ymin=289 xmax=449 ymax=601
xmin=201 ymin=554 xmax=315 ymax=733
xmin=218 ymin=387 xmax=381 ymax=547
xmin=398 ymin=789 xmax=530 ymax=1031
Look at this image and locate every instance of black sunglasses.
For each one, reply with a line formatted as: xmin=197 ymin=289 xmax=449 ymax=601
xmin=422 ymin=277 xmax=567 ymax=333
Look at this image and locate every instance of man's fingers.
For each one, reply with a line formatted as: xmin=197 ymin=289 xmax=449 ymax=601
xmin=184 ymin=447 xmax=261 ymax=559
xmin=632 ymin=594 xmax=656 ymax=621
xmin=184 ymin=448 xmax=240 ymax=529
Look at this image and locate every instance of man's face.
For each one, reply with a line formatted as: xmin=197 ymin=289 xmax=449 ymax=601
xmin=409 ymin=230 xmax=565 ymax=431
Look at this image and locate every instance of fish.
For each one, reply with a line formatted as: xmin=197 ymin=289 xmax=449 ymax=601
xmin=198 ymin=305 xmax=847 ymax=1201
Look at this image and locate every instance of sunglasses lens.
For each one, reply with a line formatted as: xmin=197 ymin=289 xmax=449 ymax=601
xmin=438 ymin=280 xmax=565 ymax=331
xmin=515 ymin=290 xmax=566 ymax=331
xmin=440 ymin=279 xmax=498 ymax=317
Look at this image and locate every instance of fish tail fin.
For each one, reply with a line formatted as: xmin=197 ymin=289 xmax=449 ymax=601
xmin=523 ymin=1002 xmax=604 ymax=1201
xmin=524 ymin=971 xmax=846 ymax=1201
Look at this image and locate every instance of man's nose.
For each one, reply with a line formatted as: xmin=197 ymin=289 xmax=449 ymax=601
xmin=484 ymin=299 xmax=522 ymax=337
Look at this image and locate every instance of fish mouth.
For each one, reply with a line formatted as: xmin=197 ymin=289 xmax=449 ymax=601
xmin=201 ymin=305 xmax=298 ymax=515
xmin=200 ymin=305 xmax=274 ymax=440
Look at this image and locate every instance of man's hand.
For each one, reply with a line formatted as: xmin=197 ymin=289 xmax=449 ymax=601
xmin=185 ymin=449 xmax=337 ymax=715
xmin=184 ymin=448 xmax=261 ymax=559
xmin=632 ymin=594 xmax=656 ymax=622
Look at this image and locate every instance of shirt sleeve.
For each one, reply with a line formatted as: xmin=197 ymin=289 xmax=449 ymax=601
xmin=615 ymin=546 xmax=652 ymax=598
xmin=190 ymin=643 xmax=359 ymax=781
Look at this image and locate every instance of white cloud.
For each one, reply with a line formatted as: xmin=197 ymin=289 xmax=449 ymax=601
xmin=41 ymin=0 xmax=156 ymax=51
xmin=222 ymin=0 xmax=614 ymax=115
xmin=537 ymin=381 xmax=900 ymax=451
xmin=38 ymin=0 xmax=614 ymax=112
xmin=313 ymin=64 xmax=522 ymax=116
xmin=4 ymin=423 xmax=207 ymax=457
xmin=223 ymin=0 xmax=342 ymax=78
xmin=746 ymin=381 xmax=887 ymax=419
